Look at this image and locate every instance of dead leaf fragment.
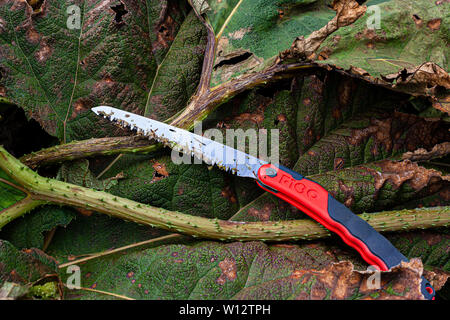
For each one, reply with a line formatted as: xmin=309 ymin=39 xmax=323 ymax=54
xmin=346 ymin=112 xmax=450 ymax=156
xmin=216 ymin=258 xmax=237 ymax=285
xmin=427 ymin=18 xmax=442 ymax=31
xmin=151 ymin=161 xmax=169 ymax=183
xmin=289 ymin=259 xmax=429 ymax=300
xmin=422 ymin=268 xmax=449 ymax=291
xmin=367 ymin=159 xmax=448 ymax=191
xmin=402 ymin=142 xmax=450 ymax=161
xmin=280 ymin=0 xmax=366 ymax=61
xmin=384 ymin=62 xmax=450 ymax=97
xmin=412 ymin=14 xmax=423 ymax=27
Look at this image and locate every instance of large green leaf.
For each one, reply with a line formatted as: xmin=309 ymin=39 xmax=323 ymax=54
xmin=317 ymin=0 xmax=449 ymax=79
xmin=0 ymin=168 xmax=26 ymax=211
xmin=202 ymin=0 xmax=336 ymax=87
xmin=58 ymin=240 xmax=431 ymax=300
xmin=0 ymin=0 xmax=206 ymax=141
xmin=293 ymin=111 xmax=450 ymax=176
xmin=207 ymin=87 xmax=299 ymax=167
xmin=0 ymin=206 xmax=76 ymax=250
xmin=144 ymin=10 xmax=207 ymax=120
xmin=389 ymin=229 xmax=450 ymax=272
xmin=46 ymin=213 xmax=174 ymax=262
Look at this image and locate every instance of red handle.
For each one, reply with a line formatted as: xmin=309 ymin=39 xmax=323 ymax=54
xmin=256 ymin=163 xmax=435 ymax=299
xmin=256 ymin=164 xmax=388 ymax=270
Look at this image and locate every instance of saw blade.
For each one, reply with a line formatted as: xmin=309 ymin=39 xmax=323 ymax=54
xmin=92 ymin=106 xmax=267 ymax=179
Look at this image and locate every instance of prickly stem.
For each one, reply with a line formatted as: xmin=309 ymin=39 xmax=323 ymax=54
xmin=0 ymin=147 xmax=449 ymax=240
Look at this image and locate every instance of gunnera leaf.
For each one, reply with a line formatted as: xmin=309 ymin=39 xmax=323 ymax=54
xmin=206 ymin=0 xmax=337 ymax=87
xmin=0 ymin=168 xmax=26 ymax=212
xmin=57 ymin=240 xmax=432 ymax=300
xmin=316 ymin=0 xmax=450 ymax=98
xmin=0 ymin=0 xmax=207 ymax=142
xmin=0 ymin=206 xmax=76 ymax=250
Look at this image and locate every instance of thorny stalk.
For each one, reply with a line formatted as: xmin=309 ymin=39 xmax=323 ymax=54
xmin=1 ymin=147 xmax=449 ymax=240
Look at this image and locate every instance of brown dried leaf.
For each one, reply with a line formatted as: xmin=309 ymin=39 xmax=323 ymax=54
xmin=368 ymin=160 xmax=449 ymax=191
xmin=422 ymin=268 xmax=450 ymax=291
xmin=235 ymin=258 xmax=430 ymax=300
xmin=402 ymin=142 xmax=450 ymax=162
xmin=279 ymin=0 xmax=366 ymax=61
xmin=384 ymin=62 xmax=450 ymax=98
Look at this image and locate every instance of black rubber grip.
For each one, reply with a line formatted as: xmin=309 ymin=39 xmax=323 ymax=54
xmin=328 ymin=195 xmax=435 ymax=300
xmin=327 ymin=195 xmax=408 ymax=269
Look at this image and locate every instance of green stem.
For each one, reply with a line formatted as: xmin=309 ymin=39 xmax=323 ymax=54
xmin=0 ymin=196 xmax=44 ymax=228
xmin=20 ymin=136 xmax=158 ymax=169
xmin=1 ymin=147 xmax=449 ymax=240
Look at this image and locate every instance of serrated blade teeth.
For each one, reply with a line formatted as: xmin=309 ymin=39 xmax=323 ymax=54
xmin=92 ymin=106 xmax=267 ymax=179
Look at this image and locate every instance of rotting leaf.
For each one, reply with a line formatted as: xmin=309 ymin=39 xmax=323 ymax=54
xmin=367 ymin=160 xmax=448 ymax=192
xmin=151 ymin=161 xmax=169 ymax=183
xmin=294 ymin=111 xmax=450 ymax=176
xmin=316 ymin=0 xmax=449 ymax=102
xmin=316 ymin=159 xmax=449 ymax=213
xmin=205 ymin=0 xmax=339 ymax=87
xmin=402 ymin=142 xmax=450 ymax=162
xmin=383 ymin=62 xmax=450 ymax=98
xmin=280 ymin=0 xmax=367 ymax=61
xmin=236 ymin=259 xmax=429 ymax=300
xmin=426 ymin=18 xmax=442 ymax=31
xmin=216 ymin=257 xmax=237 ymax=285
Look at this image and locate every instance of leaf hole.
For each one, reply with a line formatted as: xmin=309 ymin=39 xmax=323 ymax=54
xmin=111 ymin=3 xmax=128 ymax=24
xmin=26 ymin=0 xmax=44 ymax=11
xmin=213 ymin=52 xmax=253 ymax=70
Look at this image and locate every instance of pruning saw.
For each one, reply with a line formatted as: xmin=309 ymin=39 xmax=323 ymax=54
xmin=92 ymin=106 xmax=435 ymax=300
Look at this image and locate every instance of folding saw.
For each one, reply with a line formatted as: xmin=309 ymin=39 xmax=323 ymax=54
xmin=93 ymin=106 xmax=435 ymax=300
